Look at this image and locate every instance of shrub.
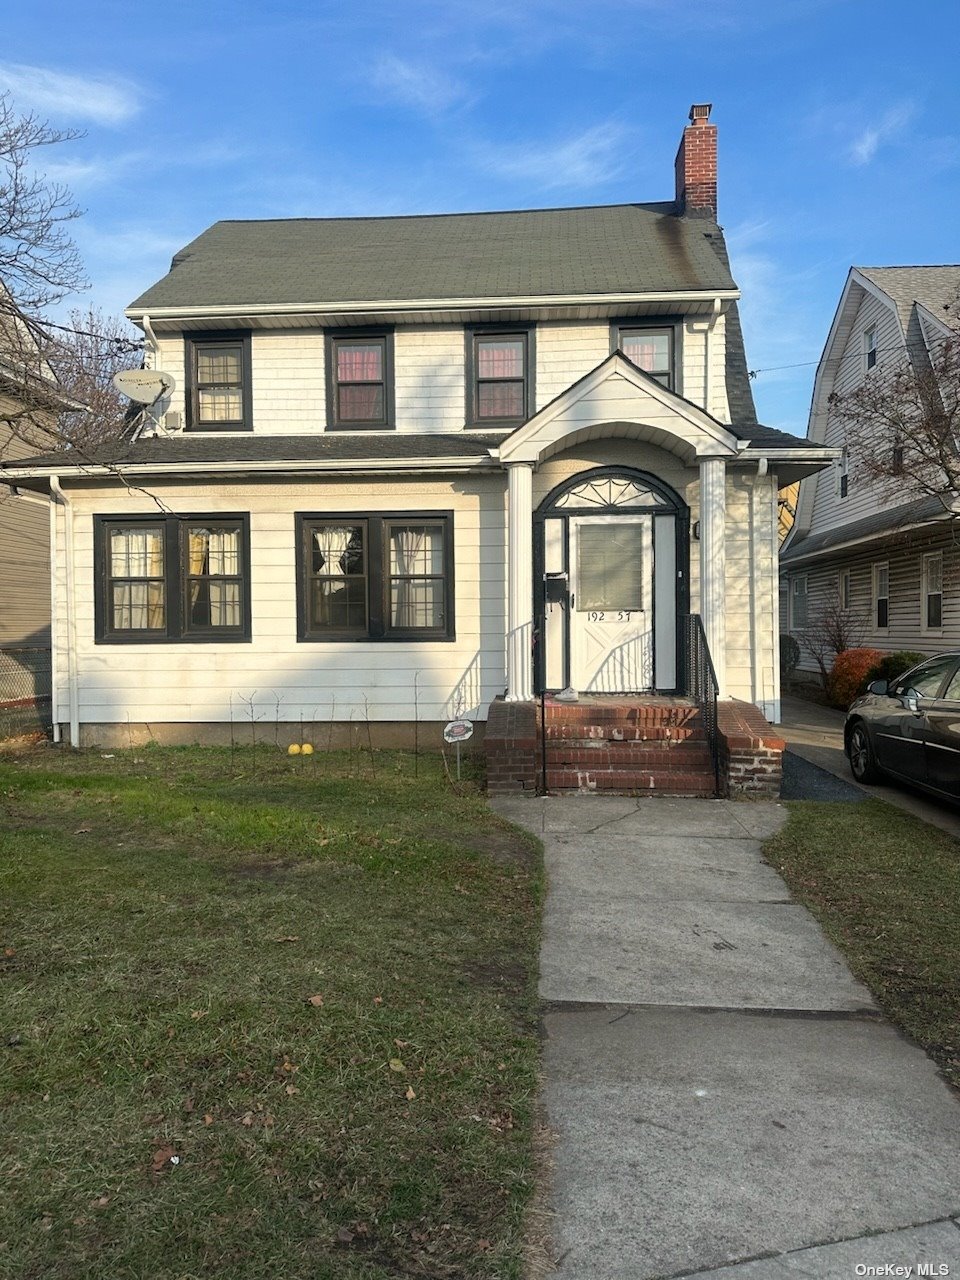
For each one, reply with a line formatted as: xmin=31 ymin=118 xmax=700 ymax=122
xmin=780 ymin=634 xmax=801 ymax=679
xmin=827 ymin=647 xmax=884 ymax=709
xmin=870 ymin=651 xmax=926 ymax=686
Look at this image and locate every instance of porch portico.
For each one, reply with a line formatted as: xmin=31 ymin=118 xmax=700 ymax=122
xmin=496 ymin=353 xmax=745 ymax=704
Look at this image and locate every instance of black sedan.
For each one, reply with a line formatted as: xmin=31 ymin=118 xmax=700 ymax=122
xmin=844 ymin=652 xmax=960 ymax=803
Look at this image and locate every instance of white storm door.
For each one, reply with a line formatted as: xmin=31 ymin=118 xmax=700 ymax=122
xmin=569 ymin=515 xmax=654 ymax=693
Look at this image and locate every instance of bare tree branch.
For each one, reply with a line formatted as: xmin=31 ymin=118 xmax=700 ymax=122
xmin=795 ymin=589 xmax=867 ymax=690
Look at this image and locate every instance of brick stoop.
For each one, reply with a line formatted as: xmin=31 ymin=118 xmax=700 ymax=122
xmin=717 ymin=700 xmax=785 ymax=798
xmin=485 ymin=695 xmax=720 ymax=797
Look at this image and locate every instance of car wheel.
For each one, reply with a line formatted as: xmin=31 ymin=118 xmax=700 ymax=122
xmin=848 ymin=721 xmax=880 ymax=785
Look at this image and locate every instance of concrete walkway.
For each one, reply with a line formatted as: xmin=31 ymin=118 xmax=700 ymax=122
xmin=493 ymin=794 xmax=960 ymax=1280
xmin=779 ymin=695 xmax=960 ymax=839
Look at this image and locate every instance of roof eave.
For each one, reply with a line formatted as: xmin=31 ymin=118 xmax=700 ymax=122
xmin=125 ymin=288 xmax=741 ymax=325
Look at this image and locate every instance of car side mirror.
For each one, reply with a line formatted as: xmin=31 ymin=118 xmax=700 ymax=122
xmin=900 ymin=689 xmax=921 ymax=715
xmin=867 ymin=679 xmax=889 ymax=695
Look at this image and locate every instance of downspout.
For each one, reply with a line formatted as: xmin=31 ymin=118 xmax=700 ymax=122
xmin=703 ymin=296 xmax=721 ymax=415
xmin=749 ymin=458 xmax=773 ymax=720
xmin=12 ymin=486 xmax=60 ymax=741
xmin=141 ymin=313 xmax=159 ymax=369
xmin=49 ymin=476 xmax=79 ymax=748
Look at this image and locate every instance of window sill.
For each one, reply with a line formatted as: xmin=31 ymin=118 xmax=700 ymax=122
xmin=184 ymin=424 xmax=254 ymax=434
xmin=95 ymin=634 xmax=252 ymax=645
xmin=326 ymin=422 xmax=396 ymax=432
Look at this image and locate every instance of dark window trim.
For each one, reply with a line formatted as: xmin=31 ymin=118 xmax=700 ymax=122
xmin=296 ymin=511 xmax=455 ymax=643
xmin=94 ymin=513 xmax=251 ymax=644
xmin=325 ymin=329 xmax=395 ymax=431
xmin=464 ymin=323 xmax=536 ymax=428
xmin=610 ymin=317 xmax=683 ymax=395
xmin=183 ymin=331 xmax=253 ymax=432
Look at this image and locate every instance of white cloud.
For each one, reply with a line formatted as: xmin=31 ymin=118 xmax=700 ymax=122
xmin=370 ymin=55 xmax=470 ymax=114
xmin=0 ymin=62 xmax=142 ymax=126
xmin=847 ymin=101 xmax=915 ymax=166
xmin=478 ymin=121 xmax=627 ymax=189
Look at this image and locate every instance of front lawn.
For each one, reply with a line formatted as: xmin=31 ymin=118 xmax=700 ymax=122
xmin=0 ymin=745 xmax=542 ymax=1280
xmin=766 ymin=800 xmax=960 ymax=1092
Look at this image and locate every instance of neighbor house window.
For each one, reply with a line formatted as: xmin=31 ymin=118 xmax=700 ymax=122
xmin=863 ymin=324 xmax=877 ymax=373
xmin=326 ymin=332 xmax=394 ymax=429
xmin=873 ymin=561 xmax=890 ymax=630
xmin=297 ymin=513 xmax=454 ymax=641
xmin=614 ymin=325 xmax=675 ymax=389
xmin=922 ymin=552 xmax=943 ymax=630
xmin=95 ymin=515 xmax=250 ymax=643
xmin=838 ymin=446 xmax=849 ymax=498
xmin=185 ymin=333 xmax=252 ymax=431
xmin=791 ymin=575 xmax=808 ymax=629
xmin=466 ymin=328 xmax=534 ymax=425
xmin=839 ymin=568 xmax=852 ymax=610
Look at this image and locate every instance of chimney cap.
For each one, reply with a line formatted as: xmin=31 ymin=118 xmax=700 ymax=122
xmin=689 ymin=103 xmax=713 ymax=125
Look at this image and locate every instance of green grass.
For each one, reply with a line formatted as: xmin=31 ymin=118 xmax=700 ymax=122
xmin=766 ymin=799 xmax=960 ymax=1092
xmin=0 ymin=745 xmax=542 ymax=1280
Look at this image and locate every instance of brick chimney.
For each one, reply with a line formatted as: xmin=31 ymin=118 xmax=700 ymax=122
xmin=675 ymin=103 xmax=717 ymax=218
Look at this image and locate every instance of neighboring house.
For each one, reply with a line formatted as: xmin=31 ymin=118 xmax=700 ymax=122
xmin=1 ymin=104 xmax=832 ymax=749
xmin=781 ymin=266 xmax=960 ymax=672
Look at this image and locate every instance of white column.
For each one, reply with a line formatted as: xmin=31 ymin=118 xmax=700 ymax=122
xmin=699 ymin=457 xmax=727 ymax=698
xmin=506 ymin=462 xmax=534 ymax=702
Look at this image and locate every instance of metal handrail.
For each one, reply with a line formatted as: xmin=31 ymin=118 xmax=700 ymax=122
xmin=682 ymin=614 xmax=720 ymax=796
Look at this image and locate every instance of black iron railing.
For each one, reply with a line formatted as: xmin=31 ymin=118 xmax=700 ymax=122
xmin=681 ymin=614 xmax=720 ymax=796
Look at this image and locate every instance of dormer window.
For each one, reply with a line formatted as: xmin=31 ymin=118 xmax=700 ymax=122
xmin=185 ymin=333 xmax=252 ymax=431
xmin=326 ymin=331 xmax=395 ymax=429
xmin=466 ymin=327 xmax=535 ymax=426
xmin=613 ymin=325 xmax=675 ymax=390
xmin=863 ymin=324 xmax=877 ymax=373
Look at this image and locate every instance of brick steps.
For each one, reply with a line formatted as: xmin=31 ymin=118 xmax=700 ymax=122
xmin=543 ymin=724 xmax=702 ymax=743
xmin=545 ymin=767 xmax=717 ymax=795
xmin=546 ymin=745 xmax=714 ymax=771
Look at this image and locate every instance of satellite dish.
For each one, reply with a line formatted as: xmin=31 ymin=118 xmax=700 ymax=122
xmin=113 ymin=369 xmax=176 ymax=404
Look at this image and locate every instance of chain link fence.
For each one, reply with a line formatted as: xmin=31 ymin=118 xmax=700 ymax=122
xmin=0 ymin=647 xmax=52 ymax=740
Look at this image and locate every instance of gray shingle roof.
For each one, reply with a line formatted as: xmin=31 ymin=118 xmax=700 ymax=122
xmin=781 ymin=494 xmax=951 ymax=563
xmin=858 ymin=265 xmax=960 ymax=333
xmin=0 ymin=432 xmax=505 ymax=471
xmin=128 ymin=204 xmax=737 ymax=311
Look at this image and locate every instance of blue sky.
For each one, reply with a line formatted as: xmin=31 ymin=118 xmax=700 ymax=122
xmin=3 ymin=0 xmax=959 ymax=435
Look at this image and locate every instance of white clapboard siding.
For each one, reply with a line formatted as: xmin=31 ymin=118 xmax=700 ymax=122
xmin=0 ymin=418 xmax=51 ymax=645
xmin=56 ymin=475 xmax=508 ymax=726
xmin=149 ymin=318 xmax=732 ymax=438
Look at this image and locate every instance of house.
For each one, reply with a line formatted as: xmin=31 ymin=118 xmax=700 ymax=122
xmin=0 ymin=104 xmax=833 ymax=787
xmin=781 ymin=266 xmax=960 ymax=673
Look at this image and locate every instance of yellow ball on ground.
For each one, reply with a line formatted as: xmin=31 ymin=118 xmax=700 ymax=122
xmin=287 ymin=743 xmax=301 ymax=755
xmin=301 ymin=743 xmax=314 ymax=755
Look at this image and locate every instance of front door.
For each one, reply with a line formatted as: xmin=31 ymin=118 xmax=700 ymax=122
xmin=569 ymin=515 xmax=654 ymax=693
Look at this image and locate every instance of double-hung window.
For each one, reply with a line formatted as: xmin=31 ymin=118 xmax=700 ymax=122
xmin=863 ymin=324 xmax=878 ymax=373
xmin=613 ymin=324 xmax=676 ymax=390
xmin=185 ymin=333 xmax=252 ymax=431
xmin=790 ymin=575 xmax=808 ymax=629
xmin=96 ymin=515 xmax=251 ymax=642
xmin=922 ymin=552 xmax=943 ymax=630
xmin=873 ymin=561 xmax=890 ymax=630
xmin=298 ymin=514 xmax=454 ymax=641
xmin=326 ymin=332 xmax=394 ymax=428
xmin=466 ymin=328 xmax=534 ymax=425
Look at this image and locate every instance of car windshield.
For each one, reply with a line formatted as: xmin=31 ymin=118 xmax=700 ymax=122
xmin=896 ymin=655 xmax=958 ymax=698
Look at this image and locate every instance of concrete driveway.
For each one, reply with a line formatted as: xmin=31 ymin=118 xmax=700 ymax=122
xmin=493 ymin=794 xmax=960 ymax=1279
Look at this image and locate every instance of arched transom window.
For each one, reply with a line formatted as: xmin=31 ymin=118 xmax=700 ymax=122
xmin=553 ymin=475 xmax=668 ymax=510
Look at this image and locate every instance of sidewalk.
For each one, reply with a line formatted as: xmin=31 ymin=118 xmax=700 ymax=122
xmin=494 ymin=794 xmax=960 ymax=1279
xmin=779 ymin=695 xmax=960 ymax=839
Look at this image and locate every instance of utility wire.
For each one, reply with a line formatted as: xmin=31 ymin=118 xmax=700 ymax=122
xmin=749 ymin=331 xmax=957 ymax=380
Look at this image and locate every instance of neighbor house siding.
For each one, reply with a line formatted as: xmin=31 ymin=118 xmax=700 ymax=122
xmin=0 ymin=416 xmax=51 ymax=645
xmin=809 ymin=290 xmax=901 ymax=535
xmin=782 ymin=524 xmax=959 ymax=675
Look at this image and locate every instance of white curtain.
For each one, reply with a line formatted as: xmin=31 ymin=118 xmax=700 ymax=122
xmin=313 ymin=526 xmax=354 ymax=575
xmin=111 ymin=529 xmax=164 ymax=630
xmin=394 ymin=524 xmax=432 ymax=629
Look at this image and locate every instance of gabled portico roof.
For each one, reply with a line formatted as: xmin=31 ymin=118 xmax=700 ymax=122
xmin=497 ymin=352 xmax=765 ymax=466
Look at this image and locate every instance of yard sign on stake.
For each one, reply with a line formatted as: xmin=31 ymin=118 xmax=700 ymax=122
xmin=443 ymin=719 xmax=474 ymax=781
